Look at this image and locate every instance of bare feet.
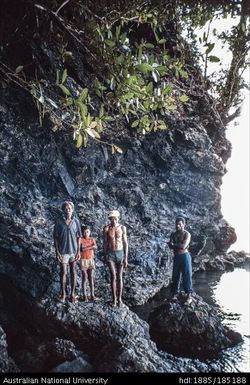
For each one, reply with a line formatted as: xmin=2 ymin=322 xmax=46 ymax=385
xmin=91 ymin=295 xmax=96 ymax=301
xmin=59 ymin=295 xmax=66 ymax=303
xmin=117 ymin=300 xmax=125 ymax=308
xmin=184 ymin=295 xmax=193 ymax=305
xmin=110 ymin=300 xmax=117 ymax=307
xmin=83 ymin=295 xmax=88 ymax=302
xmin=71 ymin=296 xmax=78 ymax=304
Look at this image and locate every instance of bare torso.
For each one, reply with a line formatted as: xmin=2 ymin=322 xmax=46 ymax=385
xmin=104 ymin=224 xmax=124 ymax=251
xmin=171 ymin=230 xmax=190 ymax=255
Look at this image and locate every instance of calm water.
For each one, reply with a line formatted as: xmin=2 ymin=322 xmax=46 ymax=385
xmin=193 ymin=261 xmax=250 ymax=372
xmin=133 ymin=260 xmax=250 ymax=372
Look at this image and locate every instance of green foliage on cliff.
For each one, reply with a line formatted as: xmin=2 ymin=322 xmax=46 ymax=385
xmin=0 ymin=0 xmax=249 ymax=149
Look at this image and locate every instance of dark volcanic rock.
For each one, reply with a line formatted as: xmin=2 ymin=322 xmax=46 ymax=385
xmin=0 ymin=94 xmax=238 ymax=308
xmin=214 ymin=226 xmax=237 ymax=252
xmin=38 ymin=297 xmax=212 ymax=373
xmin=0 ymin=3 xmax=244 ymax=372
xmin=193 ymin=251 xmax=249 ymax=272
xmin=0 ymin=325 xmax=19 ymax=373
xmin=15 ymin=338 xmax=93 ymax=373
xmin=50 ymin=357 xmax=93 ymax=373
xmin=0 ymin=78 xmax=241 ymax=372
xmin=149 ymin=293 xmax=243 ymax=359
xmin=227 ymin=250 xmax=249 ymax=267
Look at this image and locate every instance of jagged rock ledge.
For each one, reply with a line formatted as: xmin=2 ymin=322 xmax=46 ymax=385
xmin=149 ymin=293 xmax=243 ymax=359
xmin=193 ymin=250 xmax=249 ymax=272
xmin=33 ymin=297 xmax=212 ymax=373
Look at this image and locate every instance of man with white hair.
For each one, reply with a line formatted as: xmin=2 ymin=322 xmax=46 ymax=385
xmin=103 ymin=210 xmax=128 ymax=307
xmin=53 ymin=201 xmax=82 ymax=303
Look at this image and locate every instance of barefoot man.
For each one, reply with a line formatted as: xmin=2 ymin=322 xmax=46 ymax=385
xmin=168 ymin=216 xmax=193 ymax=305
xmin=53 ymin=201 xmax=82 ymax=303
xmin=103 ymin=210 xmax=128 ymax=307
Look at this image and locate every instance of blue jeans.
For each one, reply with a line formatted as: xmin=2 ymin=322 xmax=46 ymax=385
xmin=172 ymin=252 xmax=192 ymax=294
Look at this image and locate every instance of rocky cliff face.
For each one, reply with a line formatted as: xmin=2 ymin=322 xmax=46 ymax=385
xmin=0 ymin=80 xmax=237 ymax=304
xmin=0 ymin=81 xmax=241 ymax=372
xmin=0 ymin=0 xmax=243 ymax=373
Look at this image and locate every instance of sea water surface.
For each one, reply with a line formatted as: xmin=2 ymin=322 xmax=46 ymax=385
xmin=193 ymin=261 xmax=250 ymax=372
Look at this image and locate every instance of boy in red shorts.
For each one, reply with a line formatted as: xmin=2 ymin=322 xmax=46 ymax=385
xmin=80 ymin=226 xmax=97 ymax=301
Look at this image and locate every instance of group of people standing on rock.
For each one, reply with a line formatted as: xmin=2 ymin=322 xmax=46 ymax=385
xmin=53 ymin=201 xmax=193 ymax=308
xmin=53 ymin=201 xmax=128 ymax=307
